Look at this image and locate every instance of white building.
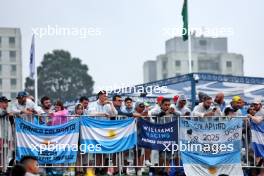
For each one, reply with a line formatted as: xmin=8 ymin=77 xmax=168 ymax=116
xmin=143 ymin=60 xmax=156 ymax=83
xmin=144 ymin=36 xmax=244 ymax=82
xmin=0 ymin=28 xmax=22 ymax=99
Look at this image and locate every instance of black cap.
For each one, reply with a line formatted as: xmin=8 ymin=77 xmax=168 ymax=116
xmin=0 ymin=96 xmax=11 ymax=102
xmin=16 ymin=91 xmax=28 ymax=98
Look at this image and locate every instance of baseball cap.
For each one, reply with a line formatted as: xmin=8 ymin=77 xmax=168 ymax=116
xmin=135 ymin=102 xmax=145 ymax=108
xmin=253 ymin=98 xmax=262 ymax=104
xmin=0 ymin=96 xmax=11 ymax=102
xmin=178 ymin=94 xmax=187 ymax=101
xmin=16 ymin=91 xmax=28 ymax=98
xmin=232 ymin=96 xmax=241 ymax=103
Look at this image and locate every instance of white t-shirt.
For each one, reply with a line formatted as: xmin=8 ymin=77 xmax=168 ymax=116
xmin=171 ymin=103 xmax=191 ymax=116
xmin=11 ymin=98 xmax=44 ymax=115
xmin=192 ymin=103 xmax=221 ymax=118
xmin=255 ymin=108 xmax=264 ymax=121
xmin=87 ymin=100 xmax=117 ymax=120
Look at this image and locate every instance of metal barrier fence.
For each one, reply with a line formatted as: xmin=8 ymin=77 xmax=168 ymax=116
xmin=0 ymin=115 xmax=263 ymax=175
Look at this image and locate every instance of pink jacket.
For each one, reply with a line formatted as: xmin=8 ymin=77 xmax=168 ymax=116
xmin=49 ymin=109 xmax=69 ymax=126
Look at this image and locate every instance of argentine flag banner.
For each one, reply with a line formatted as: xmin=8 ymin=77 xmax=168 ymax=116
xmin=250 ymin=120 xmax=264 ymax=157
xmin=80 ymin=117 xmax=137 ymax=153
xmin=180 ymin=118 xmax=243 ymax=176
xmin=15 ymin=118 xmax=79 ymax=164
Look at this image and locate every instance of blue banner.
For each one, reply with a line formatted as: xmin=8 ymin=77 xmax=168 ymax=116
xmin=137 ymin=118 xmax=178 ymax=150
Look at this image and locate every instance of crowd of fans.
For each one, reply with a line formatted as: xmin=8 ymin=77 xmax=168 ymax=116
xmin=0 ymin=90 xmax=264 ymax=176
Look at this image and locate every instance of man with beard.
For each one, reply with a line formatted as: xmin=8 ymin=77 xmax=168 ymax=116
xmin=79 ymin=96 xmax=89 ymax=115
xmin=11 ymin=91 xmax=43 ymax=121
xmin=39 ymin=96 xmax=52 ymax=125
xmin=248 ymin=98 xmax=264 ymax=123
xmin=192 ymin=96 xmax=221 ymax=118
xmin=40 ymin=96 xmax=52 ymax=114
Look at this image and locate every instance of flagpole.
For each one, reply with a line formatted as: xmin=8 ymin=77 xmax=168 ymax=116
xmin=33 ymin=35 xmax=38 ymax=103
xmin=34 ymin=60 xmax=38 ymax=103
xmin=187 ymin=0 xmax=192 ymax=73
xmin=188 ymin=34 xmax=192 ymax=73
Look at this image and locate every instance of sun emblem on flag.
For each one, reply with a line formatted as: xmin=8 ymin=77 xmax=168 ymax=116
xmin=208 ymin=167 xmax=217 ymax=175
xmin=107 ymin=129 xmax=117 ymax=138
xmin=41 ymin=140 xmax=55 ymax=146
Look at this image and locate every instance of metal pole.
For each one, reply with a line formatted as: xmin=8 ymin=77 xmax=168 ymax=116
xmin=190 ymin=74 xmax=196 ymax=110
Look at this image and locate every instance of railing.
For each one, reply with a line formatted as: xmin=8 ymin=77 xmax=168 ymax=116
xmin=0 ymin=114 xmax=263 ymax=175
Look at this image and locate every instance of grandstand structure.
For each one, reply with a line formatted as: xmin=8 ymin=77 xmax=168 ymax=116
xmin=67 ymin=73 xmax=264 ymax=110
xmin=110 ymin=73 xmax=264 ymax=109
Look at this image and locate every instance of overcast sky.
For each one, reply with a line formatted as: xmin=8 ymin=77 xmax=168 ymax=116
xmin=1 ymin=0 xmax=263 ymax=91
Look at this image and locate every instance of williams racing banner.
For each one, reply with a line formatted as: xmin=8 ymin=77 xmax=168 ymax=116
xmin=15 ymin=118 xmax=79 ymax=164
xmin=137 ymin=118 xmax=178 ymax=150
xmin=80 ymin=117 xmax=137 ymax=153
xmin=180 ymin=118 xmax=243 ymax=176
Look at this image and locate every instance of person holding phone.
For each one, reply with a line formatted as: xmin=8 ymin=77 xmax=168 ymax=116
xmin=192 ymin=96 xmax=221 ymax=118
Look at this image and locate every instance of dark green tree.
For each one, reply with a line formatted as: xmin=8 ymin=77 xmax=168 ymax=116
xmin=25 ymin=50 xmax=94 ymax=102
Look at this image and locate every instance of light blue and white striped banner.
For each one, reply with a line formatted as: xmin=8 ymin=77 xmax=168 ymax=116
xmin=180 ymin=118 xmax=243 ymax=176
xmin=80 ymin=117 xmax=137 ymax=153
xmin=15 ymin=118 xmax=79 ymax=164
xmin=250 ymin=120 xmax=264 ymax=157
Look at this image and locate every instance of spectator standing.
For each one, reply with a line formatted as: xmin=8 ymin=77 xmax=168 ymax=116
xmin=79 ymin=96 xmax=89 ymax=115
xmin=248 ymin=98 xmax=264 ymax=166
xmin=40 ymin=96 xmax=52 ymax=114
xmin=39 ymin=96 xmax=52 ymax=125
xmin=192 ymin=96 xmax=221 ymax=118
xmin=172 ymin=95 xmax=191 ymax=116
xmin=0 ymin=96 xmax=12 ymax=172
xmin=133 ymin=102 xmax=151 ymax=176
xmin=11 ymin=91 xmax=44 ymax=121
xmin=113 ymin=95 xmax=142 ymax=118
xmin=150 ymin=96 xmax=164 ymax=115
xmin=0 ymin=96 xmax=11 ymax=117
xmin=226 ymin=96 xmax=243 ymax=116
xmin=48 ymin=100 xmax=68 ymax=125
xmin=88 ymin=90 xmax=117 ymax=119
xmin=87 ymin=91 xmax=117 ymax=175
xmin=248 ymin=98 xmax=264 ymax=123
xmin=122 ymin=97 xmax=134 ymax=113
xmin=214 ymin=92 xmax=226 ymax=112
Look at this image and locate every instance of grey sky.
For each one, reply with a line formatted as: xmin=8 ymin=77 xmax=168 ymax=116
xmin=1 ymin=0 xmax=263 ymax=91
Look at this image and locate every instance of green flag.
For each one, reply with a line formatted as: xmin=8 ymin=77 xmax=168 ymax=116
xmin=181 ymin=0 xmax=188 ymax=41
